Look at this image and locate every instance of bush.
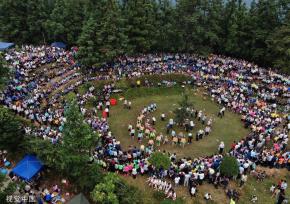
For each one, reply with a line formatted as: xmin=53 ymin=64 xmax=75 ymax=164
xmin=116 ymin=182 xmax=143 ymax=204
xmin=220 ymin=156 xmax=239 ymax=177
xmin=148 ymin=152 xmax=171 ymax=169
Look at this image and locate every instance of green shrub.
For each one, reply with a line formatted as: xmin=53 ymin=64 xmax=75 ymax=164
xmin=220 ymin=156 xmax=239 ymax=177
xmin=148 ymin=152 xmax=171 ymax=169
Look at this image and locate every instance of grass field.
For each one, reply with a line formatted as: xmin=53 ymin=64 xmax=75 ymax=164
xmin=107 ymin=86 xmax=289 ymax=204
xmin=109 ymin=87 xmax=249 ymax=157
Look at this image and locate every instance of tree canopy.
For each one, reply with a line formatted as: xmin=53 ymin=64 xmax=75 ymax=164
xmin=0 ymin=56 xmax=9 ymax=89
xmin=220 ymin=156 xmax=239 ymax=177
xmin=174 ymin=93 xmax=193 ymax=125
xmin=148 ymin=152 xmax=171 ymax=169
xmin=91 ymin=173 xmax=143 ymax=204
xmin=25 ymin=100 xmax=100 ymax=192
xmin=0 ymin=106 xmax=24 ymax=152
xmin=0 ymin=0 xmax=289 ymax=72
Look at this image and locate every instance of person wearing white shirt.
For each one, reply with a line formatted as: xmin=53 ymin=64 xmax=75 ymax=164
xmin=218 ymin=141 xmax=225 ymax=154
xmin=174 ymin=176 xmax=180 ymax=186
xmin=204 ymin=193 xmax=212 ymax=200
xmin=190 ymin=186 xmax=196 ymax=197
xmin=184 ymin=173 xmax=191 ymax=186
xmin=169 ymin=118 xmax=174 ymax=128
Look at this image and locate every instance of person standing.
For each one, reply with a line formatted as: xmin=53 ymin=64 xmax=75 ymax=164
xmin=132 ymin=168 xmax=137 ymax=179
xmin=161 ymin=113 xmax=166 ymax=121
xmin=152 ymin=116 xmax=156 ymax=125
xmin=188 ymin=133 xmax=193 ymax=144
xmin=190 ymin=186 xmax=197 ymax=197
xmin=105 ymin=107 xmax=109 ymax=117
xmin=190 ymin=120 xmax=195 ymax=131
xmin=218 ymin=141 xmax=225 ymax=154
xmin=240 ymin=174 xmax=247 ymax=187
xmin=174 ymin=176 xmax=180 ymax=186
xmin=184 ymin=173 xmax=191 ymax=187
xmin=130 ymin=128 xmax=135 ymax=140
xmin=169 ymin=118 xmax=174 ymax=129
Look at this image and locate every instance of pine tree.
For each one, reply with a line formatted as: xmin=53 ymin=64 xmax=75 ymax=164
xmin=153 ymin=0 xmax=178 ymax=52
xmin=0 ymin=0 xmax=50 ymax=44
xmin=61 ymin=100 xmax=98 ymax=178
xmin=205 ymin=0 xmax=224 ymax=53
xmin=45 ymin=0 xmax=86 ymax=44
xmin=123 ymin=0 xmax=157 ymax=53
xmin=77 ymin=0 xmax=128 ymax=69
xmin=224 ymin=0 xmax=251 ymax=58
xmin=0 ymin=56 xmax=9 ymax=89
xmin=0 ymin=106 xmax=24 ymax=152
xmin=174 ymin=93 xmax=192 ymax=125
xmin=267 ymin=10 xmax=290 ymax=73
xmin=248 ymin=0 xmax=281 ymax=66
xmin=175 ymin=0 xmax=208 ymax=53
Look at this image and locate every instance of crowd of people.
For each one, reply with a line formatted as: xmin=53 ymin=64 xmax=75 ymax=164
xmin=1 ymin=47 xmax=289 ymax=202
xmin=128 ymin=103 xmax=214 ymax=148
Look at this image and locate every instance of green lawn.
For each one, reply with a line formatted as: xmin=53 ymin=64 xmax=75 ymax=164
xmin=106 ymin=86 xmax=289 ymax=204
xmin=109 ymin=87 xmax=249 ymax=158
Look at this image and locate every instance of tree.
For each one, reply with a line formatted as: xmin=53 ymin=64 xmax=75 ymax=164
xmin=91 ymin=173 xmax=143 ymax=204
xmin=0 ymin=0 xmax=51 ymax=44
xmin=0 ymin=56 xmax=9 ymax=89
xmin=45 ymin=0 xmax=86 ymax=44
xmin=148 ymin=152 xmax=171 ymax=169
xmin=122 ymin=0 xmax=157 ymax=53
xmin=25 ymin=136 xmax=102 ymax=193
xmin=0 ymin=174 xmax=17 ymax=204
xmin=174 ymin=93 xmax=192 ymax=125
xmin=24 ymin=137 xmax=63 ymax=169
xmin=91 ymin=173 xmax=120 ymax=204
xmin=115 ymin=181 xmax=143 ymax=204
xmin=25 ymin=100 xmax=100 ymax=192
xmin=203 ymin=0 xmax=224 ymax=53
xmin=77 ymin=0 xmax=128 ymax=69
xmin=223 ymin=0 xmax=251 ymax=58
xmin=247 ymin=0 xmax=281 ymax=66
xmin=153 ymin=0 xmax=178 ymax=52
xmin=0 ymin=106 xmax=24 ymax=152
xmin=60 ymin=100 xmax=98 ymax=179
xmin=267 ymin=6 xmax=290 ymax=73
xmin=220 ymin=156 xmax=239 ymax=177
xmin=174 ymin=0 xmax=209 ymax=53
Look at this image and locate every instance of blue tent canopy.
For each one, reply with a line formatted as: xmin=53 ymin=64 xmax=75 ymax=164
xmin=51 ymin=42 xmax=66 ymax=49
xmin=0 ymin=42 xmax=14 ymax=51
xmin=12 ymin=155 xmax=43 ymax=181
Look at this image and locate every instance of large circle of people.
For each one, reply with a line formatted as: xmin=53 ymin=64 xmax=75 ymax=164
xmin=0 ymin=45 xmax=289 ymax=201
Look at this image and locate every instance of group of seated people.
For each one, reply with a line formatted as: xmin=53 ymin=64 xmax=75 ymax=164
xmin=147 ymin=176 xmax=177 ymax=200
